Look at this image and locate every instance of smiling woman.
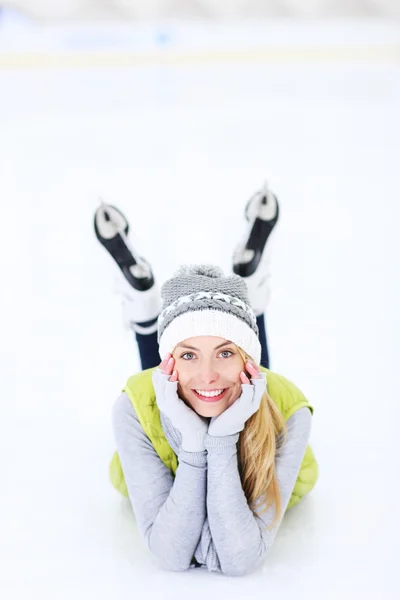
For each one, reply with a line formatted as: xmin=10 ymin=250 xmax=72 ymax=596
xmin=109 ymin=263 xmax=318 ymax=575
xmin=94 ymin=186 xmax=318 ymax=575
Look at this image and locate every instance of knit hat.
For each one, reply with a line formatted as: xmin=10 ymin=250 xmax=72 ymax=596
xmin=157 ymin=264 xmax=261 ymax=365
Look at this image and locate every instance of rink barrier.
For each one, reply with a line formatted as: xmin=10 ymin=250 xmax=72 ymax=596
xmin=0 ymin=45 xmax=399 ymax=68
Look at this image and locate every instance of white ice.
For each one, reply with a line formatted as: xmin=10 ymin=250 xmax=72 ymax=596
xmin=0 ymin=20 xmax=399 ymax=600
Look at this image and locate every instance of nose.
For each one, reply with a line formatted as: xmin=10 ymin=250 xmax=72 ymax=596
xmin=199 ymin=362 xmax=220 ymax=386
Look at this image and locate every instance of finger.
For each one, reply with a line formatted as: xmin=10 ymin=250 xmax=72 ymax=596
xmin=170 ymin=369 xmax=178 ymax=383
xmin=159 ymin=356 xmax=175 ymax=375
xmin=165 ymin=356 xmax=175 ymax=375
xmin=246 ymin=360 xmax=260 ymax=377
xmin=240 ymin=370 xmax=251 ymax=384
xmin=159 ymin=353 xmax=172 ymax=370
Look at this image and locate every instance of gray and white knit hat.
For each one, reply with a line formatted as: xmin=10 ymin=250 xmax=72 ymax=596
xmin=157 ymin=264 xmax=261 ymax=365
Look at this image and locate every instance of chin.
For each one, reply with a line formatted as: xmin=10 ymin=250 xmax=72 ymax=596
xmin=195 ymin=404 xmax=226 ymax=418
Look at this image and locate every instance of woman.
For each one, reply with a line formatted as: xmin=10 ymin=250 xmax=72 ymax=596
xmin=94 ymin=185 xmax=318 ymax=576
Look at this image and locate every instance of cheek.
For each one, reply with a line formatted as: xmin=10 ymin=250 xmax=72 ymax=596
xmin=223 ymin=360 xmax=245 ymax=383
xmin=176 ymin=371 xmax=192 ymax=388
xmin=227 ymin=382 xmax=243 ymax=406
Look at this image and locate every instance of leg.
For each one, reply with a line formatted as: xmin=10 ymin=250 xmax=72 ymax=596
xmin=233 ymin=182 xmax=279 ymax=369
xmin=134 ymin=323 xmax=161 ymax=370
xmin=94 ymin=203 xmax=162 ymax=371
xmin=256 ymin=313 xmax=270 ymax=369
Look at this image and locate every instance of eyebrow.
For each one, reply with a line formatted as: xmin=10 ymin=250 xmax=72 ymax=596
xmin=176 ymin=341 xmax=234 ymax=351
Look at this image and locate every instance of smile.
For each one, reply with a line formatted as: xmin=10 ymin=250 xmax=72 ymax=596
xmin=192 ymin=389 xmax=228 ymax=403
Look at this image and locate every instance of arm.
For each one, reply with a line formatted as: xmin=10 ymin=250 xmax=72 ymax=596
xmin=204 ymin=406 xmax=312 ymax=576
xmin=112 ymin=393 xmax=207 ymax=572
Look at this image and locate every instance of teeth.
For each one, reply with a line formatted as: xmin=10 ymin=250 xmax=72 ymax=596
xmin=195 ymin=389 xmax=224 ymax=398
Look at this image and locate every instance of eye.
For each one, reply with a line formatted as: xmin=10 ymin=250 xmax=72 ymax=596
xmin=181 ymin=352 xmax=195 ymax=360
xmin=220 ymin=350 xmax=233 ymax=358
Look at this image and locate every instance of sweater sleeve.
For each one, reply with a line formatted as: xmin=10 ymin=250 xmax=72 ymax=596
xmin=112 ymin=393 xmax=207 ymax=572
xmin=203 ymin=406 xmax=312 ymax=576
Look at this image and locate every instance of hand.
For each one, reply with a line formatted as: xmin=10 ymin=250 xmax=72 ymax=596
xmin=208 ymin=361 xmax=267 ymax=437
xmin=152 ymin=353 xmax=209 ymax=453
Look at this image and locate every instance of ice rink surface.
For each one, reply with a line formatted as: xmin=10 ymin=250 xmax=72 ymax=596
xmin=0 ymin=18 xmax=399 ymax=600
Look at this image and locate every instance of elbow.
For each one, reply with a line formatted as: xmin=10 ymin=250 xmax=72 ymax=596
xmin=148 ymin=542 xmax=191 ymax=572
xmin=148 ymin=542 xmax=191 ymax=573
xmin=150 ymin=547 xmax=192 ymax=573
xmin=220 ymin=545 xmax=266 ymax=577
xmin=158 ymin=559 xmax=191 ymax=573
xmin=146 ymin=528 xmax=192 ymax=573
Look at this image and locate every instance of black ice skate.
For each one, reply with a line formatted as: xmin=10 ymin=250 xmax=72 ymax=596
xmin=233 ymin=182 xmax=279 ymax=278
xmin=232 ymin=182 xmax=279 ymax=316
xmin=94 ymin=203 xmax=154 ymax=292
xmin=93 ymin=202 xmax=161 ymax=329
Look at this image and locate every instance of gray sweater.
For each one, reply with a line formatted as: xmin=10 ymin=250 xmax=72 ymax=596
xmin=112 ymin=392 xmax=312 ymax=576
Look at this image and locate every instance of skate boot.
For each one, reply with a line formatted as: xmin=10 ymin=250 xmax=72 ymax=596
xmin=94 ymin=202 xmax=161 ymax=333
xmin=233 ymin=182 xmax=279 ymax=316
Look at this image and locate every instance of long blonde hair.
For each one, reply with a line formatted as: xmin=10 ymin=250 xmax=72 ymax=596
xmin=236 ymin=346 xmax=287 ymax=529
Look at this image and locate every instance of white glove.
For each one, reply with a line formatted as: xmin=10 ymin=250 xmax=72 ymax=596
xmin=208 ymin=372 xmax=267 ymax=437
xmin=152 ymin=368 xmax=209 ymax=452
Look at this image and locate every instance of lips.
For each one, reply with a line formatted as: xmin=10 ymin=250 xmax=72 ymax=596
xmin=192 ymin=389 xmax=228 ymax=403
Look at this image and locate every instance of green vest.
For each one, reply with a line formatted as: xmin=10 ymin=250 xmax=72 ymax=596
xmin=110 ymin=366 xmax=318 ymax=510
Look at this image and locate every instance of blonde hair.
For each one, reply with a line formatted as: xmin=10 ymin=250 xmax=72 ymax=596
xmin=236 ymin=346 xmax=288 ymax=529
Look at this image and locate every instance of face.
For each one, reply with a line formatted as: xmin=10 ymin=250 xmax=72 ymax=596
xmin=171 ymin=336 xmax=247 ymax=418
